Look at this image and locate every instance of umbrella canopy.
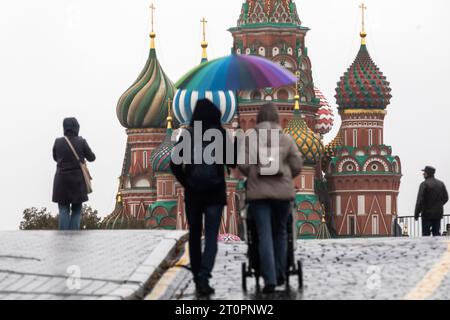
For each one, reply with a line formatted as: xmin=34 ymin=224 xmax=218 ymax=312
xmin=176 ymin=54 xmax=297 ymax=91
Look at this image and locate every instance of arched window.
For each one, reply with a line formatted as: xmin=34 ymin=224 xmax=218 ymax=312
xmin=251 ymin=90 xmax=262 ymax=100
xmin=353 ymin=129 xmax=358 ymax=148
xmin=277 ymin=89 xmax=289 ymax=101
xmin=272 ymin=47 xmax=279 ymax=57
xmin=368 ymin=129 xmax=373 ymax=146
xmin=259 ymin=47 xmax=266 ymax=57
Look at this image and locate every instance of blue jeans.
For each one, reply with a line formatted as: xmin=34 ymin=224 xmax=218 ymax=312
xmin=248 ymin=200 xmax=291 ymax=286
xmin=185 ymin=202 xmax=224 ymax=284
xmin=58 ymin=203 xmax=82 ymax=230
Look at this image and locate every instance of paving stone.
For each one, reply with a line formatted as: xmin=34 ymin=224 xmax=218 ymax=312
xmin=0 ymin=230 xmax=187 ymax=300
xmin=166 ymin=237 xmax=450 ymax=300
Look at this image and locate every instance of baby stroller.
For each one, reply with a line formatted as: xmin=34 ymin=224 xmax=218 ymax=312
xmin=240 ymin=202 xmax=303 ymax=292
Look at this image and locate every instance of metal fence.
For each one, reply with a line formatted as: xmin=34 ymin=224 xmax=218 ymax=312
xmin=394 ymin=215 xmax=450 ymax=238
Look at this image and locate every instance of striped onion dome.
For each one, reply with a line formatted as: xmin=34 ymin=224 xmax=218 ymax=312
xmin=314 ymin=87 xmax=334 ymax=135
xmin=335 ymin=44 xmax=392 ymax=110
xmin=173 ymin=90 xmax=237 ymax=125
xmin=150 ymin=128 xmax=174 ymax=173
xmin=284 ymin=97 xmax=324 ymax=166
xmin=116 ymin=35 xmax=176 ymax=129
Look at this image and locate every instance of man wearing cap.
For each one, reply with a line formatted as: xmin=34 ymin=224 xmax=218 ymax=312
xmin=415 ymin=166 xmax=449 ymax=236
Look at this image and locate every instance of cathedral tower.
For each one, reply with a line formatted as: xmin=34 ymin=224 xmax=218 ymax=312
xmin=104 ymin=5 xmax=176 ymax=227
xmin=229 ymin=0 xmax=323 ymax=132
xmin=325 ymin=4 xmax=402 ymax=236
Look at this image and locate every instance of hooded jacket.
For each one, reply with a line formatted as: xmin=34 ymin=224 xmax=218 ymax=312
xmin=415 ymin=176 xmax=449 ymax=220
xmin=52 ymin=118 xmax=96 ymax=204
xmin=170 ymin=99 xmax=237 ymax=206
xmin=238 ymin=121 xmax=303 ymax=201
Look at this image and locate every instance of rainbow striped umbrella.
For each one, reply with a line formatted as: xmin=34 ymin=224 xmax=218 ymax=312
xmin=176 ymin=54 xmax=297 ymax=91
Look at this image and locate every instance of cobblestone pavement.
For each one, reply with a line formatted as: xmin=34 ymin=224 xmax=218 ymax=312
xmin=167 ymin=237 xmax=450 ymax=300
xmin=0 ymin=230 xmax=187 ymax=300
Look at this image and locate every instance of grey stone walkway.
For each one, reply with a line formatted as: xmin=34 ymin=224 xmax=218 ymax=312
xmin=167 ymin=237 xmax=450 ymax=300
xmin=0 ymin=230 xmax=187 ymax=300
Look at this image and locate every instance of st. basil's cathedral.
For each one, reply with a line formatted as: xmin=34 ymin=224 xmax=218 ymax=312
xmin=102 ymin=0 xmax=402 ymax=239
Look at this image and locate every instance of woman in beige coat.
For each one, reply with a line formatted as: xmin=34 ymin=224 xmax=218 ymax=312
xmin=238 ymin=103 xmax=303 ymax=294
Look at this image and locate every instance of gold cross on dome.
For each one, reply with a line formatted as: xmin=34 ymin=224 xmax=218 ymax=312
xmin=149 ymin=3 xmax=156 ymax=32
xmin=201 ymin=17 xmax=208 ymax=42
xmin=359 ymin=2 xmax=367 ymax=32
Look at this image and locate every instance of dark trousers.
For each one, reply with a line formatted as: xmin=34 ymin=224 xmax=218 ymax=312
xmin=248 ymin=200 xmax=291 ymax=286
xmin=422 ymin=218 xmax=441 ymax=236
xmin=185 ymin=201 xmax=223 ymax=284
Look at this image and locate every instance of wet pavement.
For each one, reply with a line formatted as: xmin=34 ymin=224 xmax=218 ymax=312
xmin=0 ymin=230 xmax=187 ymax=300
xmin=167 ymin=237 xmax=450 ymax=300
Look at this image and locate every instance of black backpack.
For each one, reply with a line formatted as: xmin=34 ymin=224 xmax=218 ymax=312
xmin=185 ymin=131 xmax=224 ymax=193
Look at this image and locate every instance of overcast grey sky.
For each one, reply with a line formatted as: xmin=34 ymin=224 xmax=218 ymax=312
xmin=0 ymin=0 xmax=449 ymax=230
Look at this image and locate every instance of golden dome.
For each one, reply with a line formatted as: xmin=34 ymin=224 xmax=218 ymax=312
xmin=284 ymin=98 xmax=324 ymax=165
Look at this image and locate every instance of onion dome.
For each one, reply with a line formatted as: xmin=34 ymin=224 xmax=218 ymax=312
xmin=314 ymin=87 xmax=335 ymax=135
xmin=284 ymin=94 xmax=324 ymax=165
xmin=335 ymin=45 xmax=392 ymax=110
xmin=102 ymin=193 xmax=134 ymax=230
xmin=173 ymin=22 xmax=237 ymax=126
xmin=238 ymin=0 xmax=302 ymax=26
xmin=173 ymin=90 xmax=237 ymax=125
xmin=325 ymin=126 xmax=344 ymax=158
xmin=150 ymin=102 xmax=175 ymax=173
xmin=116 ymin=31 xmax=176 ymax=129
xmin=335 ymin=33 xmax=391 ymax=110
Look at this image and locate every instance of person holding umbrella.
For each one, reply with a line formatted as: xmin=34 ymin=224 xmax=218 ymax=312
xmin=170 ymin=99 xmax=236 ymax=296
xmin=175 ymin=53 xmax=298 ymax=294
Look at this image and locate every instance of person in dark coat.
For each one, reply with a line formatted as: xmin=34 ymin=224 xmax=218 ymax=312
xmin=52 ymin=118 xmax=96 ymax=230
xmin=170 ymin=99 xmax=236 ymax=296
xmin=415 ymin=166 xmax=448 ymax=236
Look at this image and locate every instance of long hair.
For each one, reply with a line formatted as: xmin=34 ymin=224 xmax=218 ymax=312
xmin=190 ymin=99 xmax=222 ymax=131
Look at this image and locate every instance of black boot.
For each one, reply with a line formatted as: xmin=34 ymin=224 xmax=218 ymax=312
xmin=196 ymin=279 xmax=215 ymax=296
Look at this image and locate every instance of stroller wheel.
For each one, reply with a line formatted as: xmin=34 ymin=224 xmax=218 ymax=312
xmin=297 ymin=260 xmax=303 ymax=290
xmin=242 ymin=263 xmax=248 ymax=292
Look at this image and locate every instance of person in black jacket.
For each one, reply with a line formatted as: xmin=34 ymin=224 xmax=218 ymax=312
xmin=52 ymin=118 xmax=96 ymax=230
xmin=415 ymin=166 xmax=449 ymax=236
xmin=170 ymin=99 xmax=236 ymax=296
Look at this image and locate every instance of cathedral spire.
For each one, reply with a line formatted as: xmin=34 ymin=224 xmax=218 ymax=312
xmin=200 ymin=17 xmax=208 ymax=63
xmin=359 ymin=2 xmax=367 ymax=45
xmin=294 ymin=71 xmax=301 ymax=113
xmin=150 ymin=3 xmax=156 ymax=49
xmin=166 ymin=98 xmax=173 ymax=130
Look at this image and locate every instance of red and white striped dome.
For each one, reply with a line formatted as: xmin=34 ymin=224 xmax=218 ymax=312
xmin=314 ymin=87 xmax=335 ymax=135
